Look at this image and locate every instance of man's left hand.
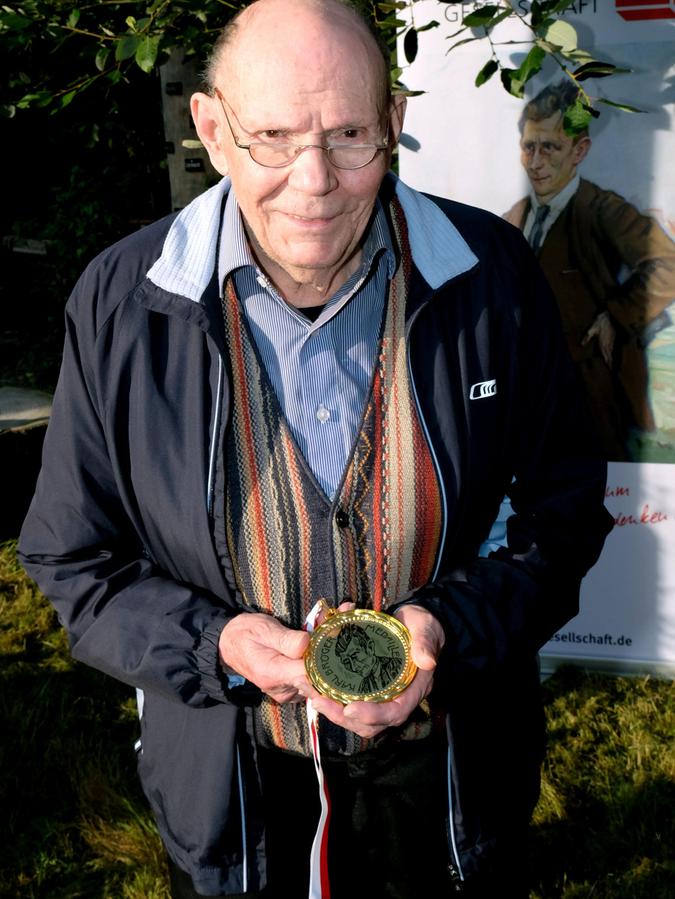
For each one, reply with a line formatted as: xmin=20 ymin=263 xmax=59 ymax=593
xmin=303 ymin=604 xmax=445 ymax=740
xmin=582 ymin=311 xmax=615 ymax=368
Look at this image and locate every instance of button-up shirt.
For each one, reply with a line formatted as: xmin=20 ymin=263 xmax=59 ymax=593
xmin=524 ymin=173 xmax=580 ymax=248
xmin=218 ymin=192 xmax=396 ymax=498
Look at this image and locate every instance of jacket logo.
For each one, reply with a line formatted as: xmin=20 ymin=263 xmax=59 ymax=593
xmin=469 ymin=379 xmax=497 ymax=400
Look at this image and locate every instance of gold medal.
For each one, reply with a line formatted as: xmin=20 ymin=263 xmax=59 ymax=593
xmin=305 ymin=603 xmax=417 ymax=704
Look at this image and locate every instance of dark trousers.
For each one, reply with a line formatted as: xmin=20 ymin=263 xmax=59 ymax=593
xmin=168 ymin=736 xmax=528 ymax=899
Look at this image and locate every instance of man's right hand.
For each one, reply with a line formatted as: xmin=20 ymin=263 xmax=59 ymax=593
xmin=218 ymin=612 xmax=311 ymax=704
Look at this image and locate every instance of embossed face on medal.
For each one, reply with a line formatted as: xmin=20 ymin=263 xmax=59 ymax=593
xmin=305 ymin=608 xmax=417 ymax=703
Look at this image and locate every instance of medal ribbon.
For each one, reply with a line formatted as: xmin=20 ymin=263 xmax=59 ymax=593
xmin=304 ymin=600 xmax=332 ymax=899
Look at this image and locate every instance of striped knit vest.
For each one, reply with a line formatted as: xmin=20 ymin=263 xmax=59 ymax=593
xmin=222 ymin=200 xmax=442 ymax=756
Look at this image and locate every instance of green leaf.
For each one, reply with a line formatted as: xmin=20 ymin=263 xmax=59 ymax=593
xmin=541 ymin=19 xmax=577 ymax=52
xmin=563 ymin=48 xmax=595 ymax=63
xmin=517 ymin=45 xmax=546 ymax=82
xmin=463 ymin=5 xmax=503 ymax=26
xmin=446 ymin=36 xmax=478 ymax=53
xmin=416 ymin=20 xmax=440 ymax=33
xmin=475 ymin=58 xmax=498 ymax=87
xmin=538 ymin=0 xmax=576 ymax=15
xmin=135 ymin=34 xmax=160 ymax=73
xmin=16 ymin=91 xmax=52 ymax=109
xmin=573 ymin=61 xmax=630 ymax=81
xmin=125 ymin=16 xmax=137 ymax=30
xmin=0 ymin=12 xmax=33 ymax=31
xmin=59 ymin=90 xmax=77 ymax=109
xmin=534 ymin=38 xmax=559 ymax=54
xmin=403 ymin=27 xmax=418 ymax=64
xmin=115 ymin=34 xmax=140 ymax=62
xmin=597 ymin=97 xmax=644 ymax=113
xmin=501 ymin=67 xmax=525 ymax=98
xmin=66 ymin=9 xmax=80 ymax=28
xmin=95 ymin=48 xmax=110 ymax=72
xmin=499 ymin=45 xmax=545 ymax=97
xmin=562 ymin=97 xmax=592 ymax=135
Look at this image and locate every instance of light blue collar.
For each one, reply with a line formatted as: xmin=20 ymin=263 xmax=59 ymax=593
xmin=147 ymin=174 xmax=478 ymax=302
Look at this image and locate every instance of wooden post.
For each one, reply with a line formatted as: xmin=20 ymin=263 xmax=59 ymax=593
xmin=159 ymin=50 xmax=219 ymax=211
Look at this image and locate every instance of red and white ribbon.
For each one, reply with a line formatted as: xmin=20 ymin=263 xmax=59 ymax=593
xmin=305 ymin=601 xmax=332 ymax=899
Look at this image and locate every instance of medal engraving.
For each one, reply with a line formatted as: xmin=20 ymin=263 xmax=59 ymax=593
xmin=305 ymin=606 xmax=417 ymax=703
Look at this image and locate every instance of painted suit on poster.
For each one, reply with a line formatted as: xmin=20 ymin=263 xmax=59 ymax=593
xmin=505 ymin=81 xmax=675 ymax=461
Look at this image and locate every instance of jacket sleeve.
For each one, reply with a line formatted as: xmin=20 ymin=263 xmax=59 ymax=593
xmin=17 ymin=259 xmax=237 ymax=709
xmin=393 ymin=227 xmax=614 ymax=680
xmin=585 ymin=189 xmax=675 ymax=336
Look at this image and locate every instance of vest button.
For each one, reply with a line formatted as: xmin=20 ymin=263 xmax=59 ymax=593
xmin=335 ymin=509 xmax=350 ymax=528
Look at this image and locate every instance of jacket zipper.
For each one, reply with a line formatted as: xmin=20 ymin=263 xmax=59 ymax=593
xmin=204 ymin=351 xmax=251 ymax=887
xmin=235 ymin=743 xmax=249 ymax=892
xmin=206 ymin=354 xmax=224 ymax=518
xmin=407 ymin=315 xmax=465 ymax=886
xmin=445 ymin=745 xmax=466 ymax=887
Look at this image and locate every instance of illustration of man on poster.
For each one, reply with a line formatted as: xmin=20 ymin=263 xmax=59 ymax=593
xmin=504 ymin=80 xmax=675 ymax=462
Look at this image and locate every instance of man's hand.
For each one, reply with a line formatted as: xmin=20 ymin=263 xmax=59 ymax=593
xmin=582 ymin=311 xmax=615 ymax=368
xmin=218 ymin=612 xmax=311 ymax=704
xmin=305 ymin=604 xmax=445 ymax=739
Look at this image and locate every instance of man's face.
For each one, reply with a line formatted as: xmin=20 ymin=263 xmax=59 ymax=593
xmin=206 ymin=2 xmax=403 ymax=298
xmin=520 ymin=114 xmax=590 ymax=204
xmin=340 ymin=636 xmax=375 ymax=678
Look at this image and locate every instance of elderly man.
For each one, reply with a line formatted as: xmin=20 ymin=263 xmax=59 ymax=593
xmin=505 ymin=80 xmax=675 ymax=461
xmin=19 ymin=2 xmax=612 ymax=897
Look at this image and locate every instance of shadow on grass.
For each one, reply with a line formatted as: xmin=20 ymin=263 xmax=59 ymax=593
xmin=530 ymin=666 xmax=675 ymax=899
xmin=0 ymin=661 xmax=168 ymax=897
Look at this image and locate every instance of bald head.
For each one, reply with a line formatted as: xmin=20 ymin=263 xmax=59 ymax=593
xmin=205 ymin=0 xmax=391 ymax=118
xmin=190 ymin=0 xmax=405 ymax=304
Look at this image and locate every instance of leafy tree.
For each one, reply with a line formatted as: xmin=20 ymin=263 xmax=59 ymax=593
xmin=1 ymin=0 xmax=637 ymax=136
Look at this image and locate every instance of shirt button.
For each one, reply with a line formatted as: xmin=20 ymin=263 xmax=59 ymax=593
xmin=335 ymin=509 xmax=350 ymax=528
xmin=316 ymin=405 xmax=331 ymax=423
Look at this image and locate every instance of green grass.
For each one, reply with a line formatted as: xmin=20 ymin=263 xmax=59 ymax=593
xmin=1 ymin=540 xmax=674 ymax=898
xmin=0 ymin=541 xmax=169 ymax=898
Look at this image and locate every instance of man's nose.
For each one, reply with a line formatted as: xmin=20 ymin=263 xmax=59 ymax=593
xmin=530 ymin=146 xmax=545 ymax=168
xmin=287 ymin=146 xmax=337 ymax=193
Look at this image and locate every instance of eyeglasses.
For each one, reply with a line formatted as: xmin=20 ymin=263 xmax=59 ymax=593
xmin=214 ymin=88 xmax=389 ymax=170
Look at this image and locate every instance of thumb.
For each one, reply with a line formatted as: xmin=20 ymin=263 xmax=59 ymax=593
xmin=397 ymin=606 xmax=444 ymax=671
xmin=276 ymin=625 xmax=311 ymax=660
xmin=412 ymin=636 xmax=439 ymax=671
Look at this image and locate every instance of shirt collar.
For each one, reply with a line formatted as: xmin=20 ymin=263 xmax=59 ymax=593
xmin=530 ymin=172 xmax=580 ymax=217
xmin=147 ymin=174 xmax=478 ymax=303
xmin=218 ymin=190 xmax=396 ymax=298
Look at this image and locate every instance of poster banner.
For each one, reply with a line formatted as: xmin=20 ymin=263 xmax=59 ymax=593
xmin=398 ymin=2 xmax=675 ymax=673
xmin=544 ymin=462 xmax=675 ymax=675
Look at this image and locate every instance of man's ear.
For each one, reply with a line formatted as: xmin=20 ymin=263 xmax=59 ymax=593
xmin=389 ymin=94 xmax=407 ymax=147
xmin=572 ymin=135 xmax=591 ymax=166
xmin=190 ymin=92 xmax=229 ymax=177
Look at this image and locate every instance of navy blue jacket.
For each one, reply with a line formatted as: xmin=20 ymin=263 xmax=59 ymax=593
xmin=19 ymin=176 xmax=612 ymax=893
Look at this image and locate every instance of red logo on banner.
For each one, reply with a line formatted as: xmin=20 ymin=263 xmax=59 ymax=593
xmin=616 ymin=0 xmax=675 ymax=20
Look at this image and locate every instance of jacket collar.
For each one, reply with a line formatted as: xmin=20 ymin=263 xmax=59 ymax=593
xmin=146 ymin=174 xmax=477 ymax=303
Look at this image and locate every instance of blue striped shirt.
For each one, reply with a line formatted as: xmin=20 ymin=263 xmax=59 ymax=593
xmin=218 ymin=192 xmax=396 ymax=498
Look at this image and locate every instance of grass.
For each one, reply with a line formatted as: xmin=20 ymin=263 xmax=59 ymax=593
xmin=1 ymin=540 xmax=674 ymax=898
